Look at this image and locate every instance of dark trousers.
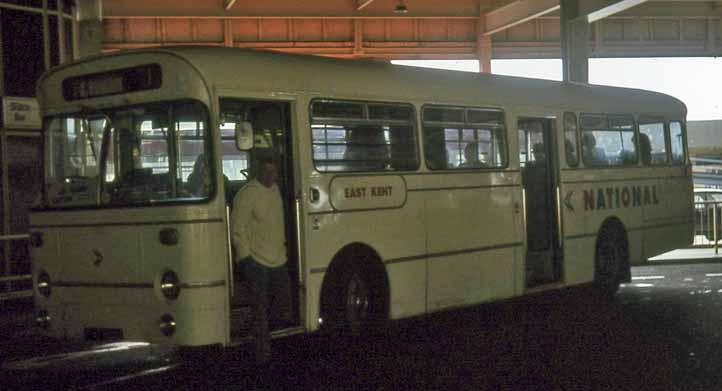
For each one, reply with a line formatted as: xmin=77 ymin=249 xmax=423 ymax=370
xmin=242 ymin=258 xmax=292 ymax=362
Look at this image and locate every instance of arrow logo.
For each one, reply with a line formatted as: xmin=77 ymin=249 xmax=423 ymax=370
xmin=564 ymin=190 xmax=574 ymax=211
xmin=92 ymin=249 xmax=104 ymax=266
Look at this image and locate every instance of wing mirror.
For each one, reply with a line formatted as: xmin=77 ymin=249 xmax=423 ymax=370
xmin=235 ymin=121 xmax=254 ymax=150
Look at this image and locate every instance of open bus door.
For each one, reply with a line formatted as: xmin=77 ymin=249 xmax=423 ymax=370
xmin=219 ymin=99 xmax=302 ymax=342
xmin=518 ymin=117 xmax=563 ymax=287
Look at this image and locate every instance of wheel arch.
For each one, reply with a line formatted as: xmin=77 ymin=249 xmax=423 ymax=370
xmin=318 ymin=242 xmax=390 ymax=325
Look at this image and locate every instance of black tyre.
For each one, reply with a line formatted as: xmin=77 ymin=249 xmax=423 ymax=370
xmin=321 ymin=251 xmax=387 ymax=336
xmin=594 ymin=226 xmax=627 ymax=298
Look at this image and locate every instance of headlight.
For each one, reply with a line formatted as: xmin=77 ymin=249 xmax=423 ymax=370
xmin=159 ymin=314 xmax=176 ymax=336
xmin=160 ymin=270 xmax=180 ymax=300
xmin=36 ymin=309 xmax=51 ymax=329
xmin=37 ymin=271 xmax=51 ymax=298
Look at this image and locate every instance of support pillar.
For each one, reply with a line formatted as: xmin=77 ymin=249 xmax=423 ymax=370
xmin=477 ymin=35 xmax=492 ymax=73
xmin=477 ymin=18 xmax=492 ymax=74
xmin=353 ymin=19 xmax=364 ymax=57
xmin=707 ymin=17 xmax=717 ymax=55
xmin=76 ymin=0 xmax=103 ymax=58
xmin=560 ymin=0 xmax=589 ymax=83
xmin=567 ymin=18 xmax=589 ymax=83
xmin=42 ymin=0 xmax=50 ymax=70
xmin=58 ymin=0 xmax=67 ymax=64
xmin=0 ymin=9 xmax=4 ymax=96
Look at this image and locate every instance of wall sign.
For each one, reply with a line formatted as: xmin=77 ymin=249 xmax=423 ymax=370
xmin=2 ymin=97 xmax=41 ymax=130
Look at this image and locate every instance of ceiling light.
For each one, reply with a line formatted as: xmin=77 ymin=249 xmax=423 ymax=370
xmin=394 ymin=1 xmax=408 ymax=14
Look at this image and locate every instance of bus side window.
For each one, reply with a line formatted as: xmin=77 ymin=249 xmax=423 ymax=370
xmin=423 ymin=106 xmax=506 ymax=170
xmin=423 ymin=127 xmax=447 ymax=169
xmin=563 ymin=112 xmax=579 ymax=167
xmin=311 ymin=100 xmax=418 ymax=172
xmin=638 ymin=116 xmax=666 ymax=166
xmin=388 ymin=125 xmax=417 ymax=170
xmin=343 ymin=125 xmax=389 ymax=171
xmin=669 ymin=121 xmax=685 ymax=164
xmin=580 ymin=114 xmax=636 ymax=167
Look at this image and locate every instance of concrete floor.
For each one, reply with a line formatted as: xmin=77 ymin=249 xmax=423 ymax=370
xmin=4 ymin=258 xmax=722 ymax=390
xmin=649 ymin=247 xmax=722 ymax=264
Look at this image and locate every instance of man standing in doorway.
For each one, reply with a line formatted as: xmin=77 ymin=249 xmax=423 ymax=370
xmin=231 ymin=155 xmax=292 ymax=364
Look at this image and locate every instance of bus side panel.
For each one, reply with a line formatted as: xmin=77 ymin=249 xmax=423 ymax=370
xmin=560 ymin=170 xmax=647 ymax=285
xmin=558 ymin=174 xmax=592 ymax=286
xmin=426 ymin=248 xmax=517 ymax=311
xmin=642 ymin=167 xmax=693 ymax=261
xmin=423 ymin=179 xmax=520 ymax=311
xmin=385 ymin=261 xmax=428 ymax=319
xmin=305 ymin=272 xmax=323 ymax=331
xmin=303 ymin=177 xmax=427 ymax=330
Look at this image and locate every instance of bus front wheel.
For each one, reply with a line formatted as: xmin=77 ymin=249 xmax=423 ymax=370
xmin=594 ymin=225 xmax=627 ymax=298
xmin=321 ymin=250 xmax=388 ymax=336
xmin=343 ymin=270 xmax=371 ymax=335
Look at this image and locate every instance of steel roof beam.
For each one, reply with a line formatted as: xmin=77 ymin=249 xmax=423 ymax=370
xmin=586 ymin=0 xmax=649 ymax=23
xmin=224 ymin=0 xmax=237 ymax=11
xmin=484 ymin=0 xmax=560 ymax=36
xmin=357 ymin=0 xmax=375 ymax=11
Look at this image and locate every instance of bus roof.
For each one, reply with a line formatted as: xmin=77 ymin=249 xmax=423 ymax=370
xmin=45 ymin=46 xmax=687 ymax=119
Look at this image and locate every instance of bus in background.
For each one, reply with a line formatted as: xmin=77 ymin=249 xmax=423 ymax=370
xmin=31 ymin=47 xmax=693 ymax=347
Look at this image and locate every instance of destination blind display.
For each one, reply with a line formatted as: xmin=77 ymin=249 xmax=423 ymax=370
xmin=62 ymin=64 xmax=162 ymax=101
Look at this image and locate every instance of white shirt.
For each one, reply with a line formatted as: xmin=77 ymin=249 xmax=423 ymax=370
xmin=231 ymin=179 xmax=287 ymax=268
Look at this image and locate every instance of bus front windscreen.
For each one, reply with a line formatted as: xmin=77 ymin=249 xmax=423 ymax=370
xmin=43 ymin=100 xmax=211 ymax=208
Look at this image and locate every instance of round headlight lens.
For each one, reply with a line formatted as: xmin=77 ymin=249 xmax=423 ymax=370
xmin=37 ymin=271 xmax=51 ymax=298
xmin=159 ymin=314 xmax=176 ymax=337
xmin=160 ymin=271 xmax=180 ymax=300
xmin=36 ymin=309 xmax=51 ymax=329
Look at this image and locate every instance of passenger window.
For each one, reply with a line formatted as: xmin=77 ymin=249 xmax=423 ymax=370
xmin=638 ymin=117 xmax=667 ymax=166
xmin=580 ymin=114 xmax=636 ymax=167
xmin=563 ymin=112 xmax=579 ymax=167
xmin=670 ymin=121 xmax=686 ymax=165
xmin=423 ymin=106 xmax=506 ymax=170
xmin=311 ymin=100 xmax=418 ymax=172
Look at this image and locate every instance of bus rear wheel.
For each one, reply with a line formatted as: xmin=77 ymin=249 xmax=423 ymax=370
xmin=594 ymin=226 xmax=627 ymax=298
